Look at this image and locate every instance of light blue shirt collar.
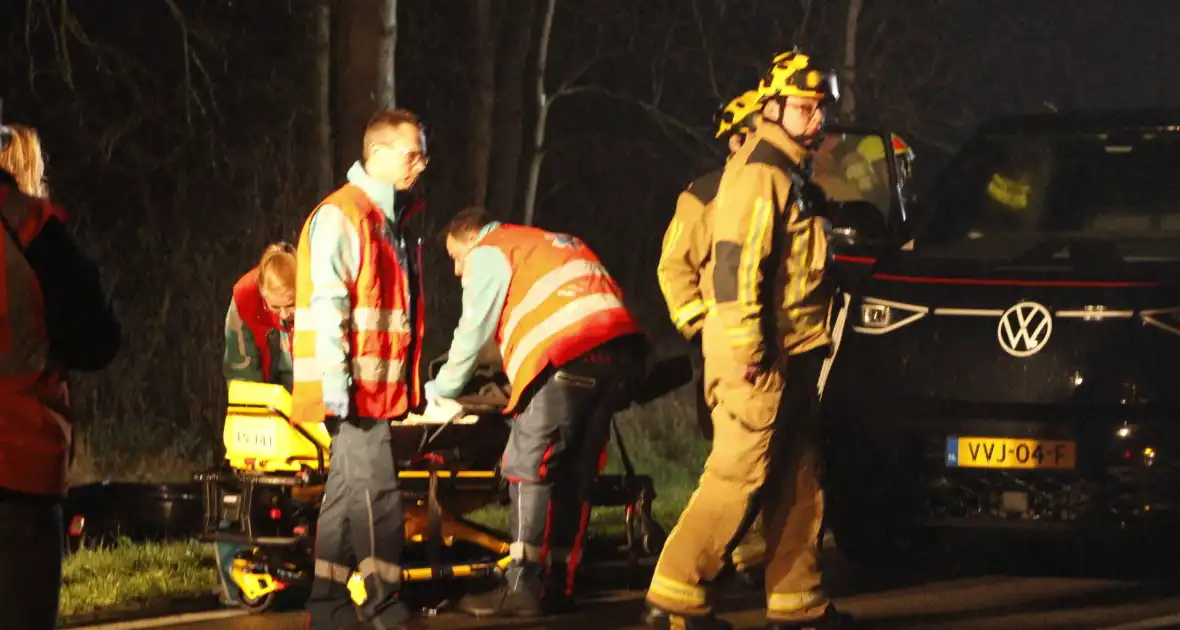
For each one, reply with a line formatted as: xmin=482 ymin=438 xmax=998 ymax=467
xmin=346 ymin=161 xmax=399 ymax=223
xmin=473 ymin=221 xmax=501 ymax=244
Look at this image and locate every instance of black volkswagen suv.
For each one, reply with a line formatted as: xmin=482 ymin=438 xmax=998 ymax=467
xmin=821 ymin=109 xmax=1180 ymax=567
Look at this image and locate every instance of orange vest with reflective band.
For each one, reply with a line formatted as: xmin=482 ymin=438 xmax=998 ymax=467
xmin=0 ymin=185 xmax=71 ymax=496
xmin=232 ymin=267 xmax=290 ymax=383
xmin=480 ymin=225 xmax=642 ymax=413
xmin=290 ymin=185 xmax=424 ymax=423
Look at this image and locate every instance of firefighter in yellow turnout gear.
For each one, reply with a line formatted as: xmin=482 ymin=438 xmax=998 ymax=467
xmin=645 ymin=51 xmax=855 ymax=629
xmin=656 ymin=89 xmax=769 ymax=580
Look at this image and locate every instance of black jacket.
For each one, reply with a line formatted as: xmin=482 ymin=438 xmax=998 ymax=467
xmin=0 ymin=174 xmax=120 ymax=372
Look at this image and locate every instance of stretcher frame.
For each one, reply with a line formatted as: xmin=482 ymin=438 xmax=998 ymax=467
xmin=195 ymin=369 xmax=669 ymax=613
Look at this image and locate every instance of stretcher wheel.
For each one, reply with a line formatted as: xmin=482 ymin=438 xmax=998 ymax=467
xmin=238 ymin=589 xmax=276 ymax=613
xmin=625 ymin=488 xmax=666 ymax=557
xmin=640 ymin=517 xmax=666 ymax=556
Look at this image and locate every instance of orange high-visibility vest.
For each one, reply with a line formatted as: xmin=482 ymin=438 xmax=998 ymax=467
xmin=480 ymin=225 xmax=642 ymax=413
xmin=290 ymin=185 xmax=424 ymax=423
xmin=232 ymin=266 xmax=290 ymax=383
xmin=0 ymin=185 xmax=71 ymax=497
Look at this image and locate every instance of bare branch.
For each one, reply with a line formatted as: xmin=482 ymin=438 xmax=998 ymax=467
xmin=163 ymin=0 xmax=194 ymax=130
xmin=793 ymin=0 xmax=815 ymax=48
xmin=689 ymin=0 xmax=721 ymax=103
xmin=554 ymin=49 xmax=606 ymax=96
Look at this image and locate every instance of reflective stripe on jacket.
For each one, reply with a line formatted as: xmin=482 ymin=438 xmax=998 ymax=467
xmin=657 ymin=168 xmax=722 ymax=339
xmin=708 ymin=119 xmax=835 ymax=366
xmin=479 ymin=224 xmax=642 ymax=413
xmin=291 ymin=184 xmax=424 ymax=423
xmin=0 ymin=185 xmax=70 ymax=496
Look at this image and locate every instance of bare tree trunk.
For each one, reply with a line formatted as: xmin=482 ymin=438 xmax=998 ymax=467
xmin=521 ymin=0 xmax=556 ymax=227
xmin=469 ymin=0 xmax=496 ymax=207
xmin=376 ymin=0 xmax=397 ymax=107
xmin=332 ymin=0 xmax=379 ymax=168
xmin=840 ymin=0 xmax=862 ymax=123
xmin=314 ymin=0 xmax=334 ymax=196
xmin=488 ymin=1 xmax=537 ymax=221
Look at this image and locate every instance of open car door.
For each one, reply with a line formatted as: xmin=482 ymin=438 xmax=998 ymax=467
xmin=812 ymin=126 xmax=914 ymax=293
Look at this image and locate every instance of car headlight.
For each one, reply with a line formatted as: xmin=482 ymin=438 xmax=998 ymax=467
xmin=1140 ymin=306 xmax=1180 ymax=337
xmin=852 ymin=298 xmax=928 ymax=335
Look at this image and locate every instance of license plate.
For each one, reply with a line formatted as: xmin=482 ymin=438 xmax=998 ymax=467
xmin=946 ymin=436 xmax=1076 ymax=469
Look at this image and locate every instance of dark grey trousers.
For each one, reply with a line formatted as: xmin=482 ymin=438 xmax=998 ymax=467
xmin=307 ymin=417 xmax=407 ymax=630
xmin=0 ymin=497 xmax=64 ymax=630
xmin=499 ymin=336 xmax=644 ymax=596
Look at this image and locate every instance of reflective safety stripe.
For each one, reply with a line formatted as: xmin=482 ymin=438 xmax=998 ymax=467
xmin=293 ymin=356 xmax=405 ymax=384
xmin=738 ymin=197 xmax=773 ymax=313
xmin=315 ymin=558 xmax=353 ymax=584
xmin=767 ymin=590 xmax=826 ymax=613
xmin=504 ymin=293 xmax=625 ymax=382
xmin=671 ymin=299 xmax=707 ymax=329
xmin=358 ymin=556 xmax=402 ymax=585
xmin=352 ymin=356 xmax=405 ymax=384
xmin=648 ymin=572 xmax=707 ymax=607
xmin=501 ymin=259 xmax=606 ymax=344
xmin=293 ymin=306 xmax=408 ymax=332
xmin=509 ymin=541 xmax=544 ymax=562
xmin=725 ymin=324 xmax=760 ymax=346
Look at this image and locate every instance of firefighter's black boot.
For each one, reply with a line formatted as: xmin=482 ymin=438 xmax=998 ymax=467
xmin=644 ymin=604 xmax=734 ymax=629
xmin=766 ymin=606 xmax=857 ymax=629
xmin=455 ymin=560 xmax=545 ymax=618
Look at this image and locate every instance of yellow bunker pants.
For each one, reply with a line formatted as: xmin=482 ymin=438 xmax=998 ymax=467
xmin=646 ymin=345 xmax=829 ymax=623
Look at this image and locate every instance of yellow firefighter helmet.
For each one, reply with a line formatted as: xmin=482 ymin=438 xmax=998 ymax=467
xmin=756 ymin=50 xmax=840 ymax=104
xmin=713 ymin=90 xmax=761 ymax=139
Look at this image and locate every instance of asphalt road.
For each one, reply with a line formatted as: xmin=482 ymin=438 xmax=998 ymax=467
xmin=105 ymin=537 xmax=1180 ymax=630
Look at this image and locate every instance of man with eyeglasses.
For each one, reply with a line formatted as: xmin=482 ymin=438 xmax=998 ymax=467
xmin=291 ymin=107 xmax=430 ymax=630
xmin=644 ymin=50 xmax=854 ymax=629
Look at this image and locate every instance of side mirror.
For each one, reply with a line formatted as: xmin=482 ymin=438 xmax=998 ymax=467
xmin=828 ymin=200 xmax=888 ymax=250
xmin=829 ymin=226 xmax=865 ymax=249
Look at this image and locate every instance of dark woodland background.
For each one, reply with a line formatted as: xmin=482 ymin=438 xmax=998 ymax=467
xmin=3 ymin=0 xmax=1179 ymax=478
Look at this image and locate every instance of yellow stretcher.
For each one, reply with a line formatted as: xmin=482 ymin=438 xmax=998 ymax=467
xmin=197 ymin=373 xmax=517 ymax=612
xmin=195 ymin=357 xmax=675 ymax=614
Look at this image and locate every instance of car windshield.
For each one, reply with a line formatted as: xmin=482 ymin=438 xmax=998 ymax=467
xmin=911 ymin=130 xmax=1180 ymax=262
xmin=812 ymin=131 xmax=896 ymax=226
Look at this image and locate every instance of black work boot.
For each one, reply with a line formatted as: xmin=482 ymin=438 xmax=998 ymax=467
xmin=644 ymin=604 xmax=734 ymax=629
xmin=364 ymin=596 xmax=417 ymax=629
xmin=455 ymin=560 xmax=545 ymax=618
xmin=767 ymin=606 xmax=857 ymax=629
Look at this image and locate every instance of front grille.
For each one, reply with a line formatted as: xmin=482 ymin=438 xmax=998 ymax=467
xmin=925 ymin=469 xmax=1097 ymax=522
xmin=914 ymin=453 xmax=1180 ymax=527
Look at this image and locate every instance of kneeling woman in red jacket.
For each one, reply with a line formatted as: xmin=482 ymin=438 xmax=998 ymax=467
xmin=224 ymin=242 xmax=296 ymax=390
xmin=217 ymin=242 xmax=296 ymax=606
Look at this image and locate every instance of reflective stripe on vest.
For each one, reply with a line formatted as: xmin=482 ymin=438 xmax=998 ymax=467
xmin=0 ymin=186 xmax=70 ymax=496
xmin=480 ymin=226 xmax=641 ymax=413
xmin=290 ymin=185 xmax=423 ymax=423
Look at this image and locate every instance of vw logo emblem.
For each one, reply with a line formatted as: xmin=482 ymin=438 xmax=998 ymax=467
xmin=997 ymin=301 xmax=1053 ymax=357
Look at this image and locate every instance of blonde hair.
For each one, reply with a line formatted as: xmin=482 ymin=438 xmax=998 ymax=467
xmin=258 ymin=242 xmax=296 ymax=295
xmin=0 ymin=124 xmax=48 ymax=199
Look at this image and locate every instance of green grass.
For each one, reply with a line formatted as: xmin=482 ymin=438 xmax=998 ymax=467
xmin=60 ymin=538 xmax=219 ymax=619
xmin=466 ymin=391 xmax=709 ymax=535
xmin=61 ymin=389 xmax=708 ymax=618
